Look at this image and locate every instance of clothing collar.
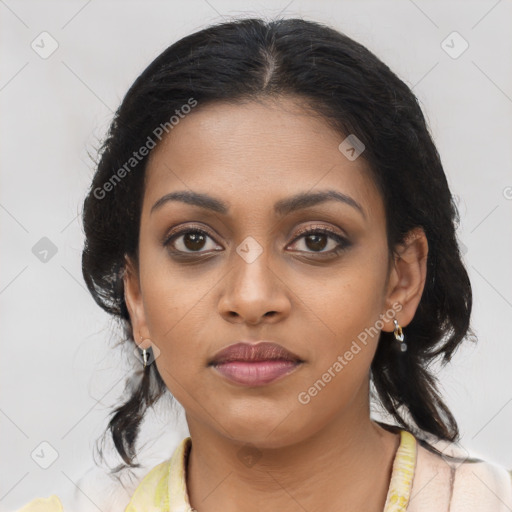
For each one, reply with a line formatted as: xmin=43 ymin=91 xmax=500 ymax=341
xmin=127 ymin=429 xmax=417 ymax=512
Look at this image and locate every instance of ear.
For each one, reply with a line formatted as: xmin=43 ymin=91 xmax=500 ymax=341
xmin=123 ymin=254 xmax=152 ymax=350
xmin=381 ymin=227 xmax=429 ymax=332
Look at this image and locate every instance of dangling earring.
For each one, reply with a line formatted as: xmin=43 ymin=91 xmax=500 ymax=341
xmin=393 ymin=319 xmax=407 ymax=352
xmin=139 ymin=334 xmax=151 ymax=368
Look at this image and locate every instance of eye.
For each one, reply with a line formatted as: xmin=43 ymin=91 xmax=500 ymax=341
xmin=287 ymin=226 xmax=350 ymax=255
xmin=164 ymin=227 xmax=221 ymax=254
xmin=163 ymin=224 xmax=350 ymax=257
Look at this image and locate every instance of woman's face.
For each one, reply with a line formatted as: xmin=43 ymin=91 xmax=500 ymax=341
xmin=124 ymin=96 xmax=425 ymax=448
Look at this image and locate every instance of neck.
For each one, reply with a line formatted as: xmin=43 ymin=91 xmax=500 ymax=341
xmin=185 ymin=399 xmax=401 ymax=512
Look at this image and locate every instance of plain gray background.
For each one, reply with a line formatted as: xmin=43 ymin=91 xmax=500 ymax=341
xmin=1 ymin=0 xmax=511 ymax=510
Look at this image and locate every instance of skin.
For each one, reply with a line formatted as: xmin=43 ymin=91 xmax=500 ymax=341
xmin=123 ymin=96 xmax=428 ymax=512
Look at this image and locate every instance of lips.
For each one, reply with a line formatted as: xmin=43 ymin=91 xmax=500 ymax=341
xmin=208 ymin=341 xmax=304 ymax=386
xmin=208 ymin=341 xmax=303 ymax=365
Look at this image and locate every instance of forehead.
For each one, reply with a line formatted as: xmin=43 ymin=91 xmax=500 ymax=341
xmin=143 ymin=97 xmax=383 ymax=222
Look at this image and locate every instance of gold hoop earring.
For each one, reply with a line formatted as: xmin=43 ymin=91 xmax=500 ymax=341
xmin=393 ymin=319 xmax=407 ymax=352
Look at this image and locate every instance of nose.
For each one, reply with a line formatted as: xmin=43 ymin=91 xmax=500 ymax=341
xmin=218 ymin=252 xmax=291 ymax=325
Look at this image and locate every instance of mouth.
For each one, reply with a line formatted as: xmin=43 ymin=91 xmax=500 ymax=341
xmin=208 ymin=341 xmax=304 ymax=387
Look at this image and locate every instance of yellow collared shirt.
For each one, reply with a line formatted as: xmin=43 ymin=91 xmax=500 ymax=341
xmin=18 ymin=429 xmax=417 ymax=512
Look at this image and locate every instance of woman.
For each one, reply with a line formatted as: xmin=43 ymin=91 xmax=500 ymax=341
xmin=18 ymin=17 xmax=512 ymax=512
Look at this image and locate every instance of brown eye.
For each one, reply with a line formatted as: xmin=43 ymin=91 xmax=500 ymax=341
xmin=288 ymin=228 xmax=350 ymax=255
xmin=164 ymin=229 xmax=221 ymax=254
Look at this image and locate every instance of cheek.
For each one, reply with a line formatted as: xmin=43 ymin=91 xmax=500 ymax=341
xmin=302 ymin=250 xmax=388 ymax=342
xmin=139 ymin=242 xmax=211 ymax=340
xmin=296 ymin=250 xmax=388 ymax=387
xmin=143 ymin=278 xmax=207 ymax=360
xmin=139 ymin=263 xmax=206 ymax=373
xmin=146 ymin=287 xmax=209 ymax=407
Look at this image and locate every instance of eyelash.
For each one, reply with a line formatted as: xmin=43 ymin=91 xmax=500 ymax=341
xmin=163 ymin=224 xmax=350 ymax=257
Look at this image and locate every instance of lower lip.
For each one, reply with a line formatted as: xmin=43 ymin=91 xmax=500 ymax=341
xmin=211 ymin=360 xmax=302 ymax=386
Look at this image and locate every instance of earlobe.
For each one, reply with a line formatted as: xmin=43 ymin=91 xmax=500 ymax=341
xmin=382 ymin=228 xmax=428 ymax=332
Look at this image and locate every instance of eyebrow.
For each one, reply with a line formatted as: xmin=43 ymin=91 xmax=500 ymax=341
xmin=150 ymin=189 xmax=366 ymax=220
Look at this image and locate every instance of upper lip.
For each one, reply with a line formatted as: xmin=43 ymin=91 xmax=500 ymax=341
xmin=208 ymin=341 xmax=303 ymax=365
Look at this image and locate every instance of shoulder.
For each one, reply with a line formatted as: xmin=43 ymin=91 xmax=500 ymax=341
xmin=124 ymin=459 xmax=172 ymax=512
xmin=15 ymin=495 xmax=63 ymax=512
xmin=451 ymin=458 xmax=512 ymax=510
xmin=410 ymin=435 xmax=512 ymax=511
xmin=14 ymin=461 xmax=172 ymax=512
xmin=124 ymin=435 xmax=192 ymax=511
